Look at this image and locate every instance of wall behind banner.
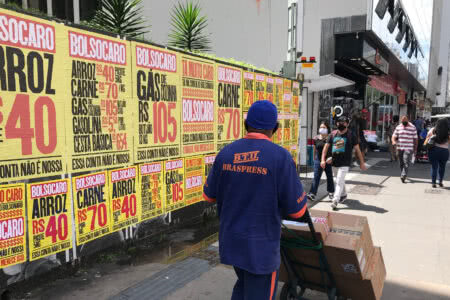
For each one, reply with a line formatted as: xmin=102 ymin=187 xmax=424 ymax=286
xmin=0 ymin=7 xmax=302 ymax=288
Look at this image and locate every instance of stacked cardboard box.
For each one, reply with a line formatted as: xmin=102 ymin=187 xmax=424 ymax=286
xmin=279 ymin=210 xmax=386 ymax=300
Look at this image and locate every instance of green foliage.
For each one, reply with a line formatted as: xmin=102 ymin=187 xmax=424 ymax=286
xmin=90 ymin=0 xmax=149 ymax=38
xmin=168 ymin=1 xmax=211 ymax=52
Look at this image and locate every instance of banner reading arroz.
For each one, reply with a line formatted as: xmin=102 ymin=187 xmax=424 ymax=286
xmin=242 ymin=72 xmax=255 ymax=111
xmin=66 ymin=27 xmax=133 ymax=173
xmin=27 ymin=179 xmax=72 ymax=261
xmin=216 ymin=64 xmax=242 ymax=152
xmin=73 ymin=172 xmax=111 ymax=245
xmin=266 ymin=77 xmax=274 ymax=103
xmin=292 ymin=81 xmax=300 ymax=113
xmin=181 ymin=55 xmax=215 ymax=156
xmin=0 ymin=184 xmax=26 ymax=268
xmin=274 ymin=78 xmax=283 ymax=112
xmin=133 ymin=42 xmax=181 ymax=163
xmin=0 ymin=10 xmax=66 ymax=181
xmin=109 ymin=166 xmax=140 ymax=232
xmin=283 ymin=79 xmax=292 ymax=113
xmin=164 ymin=158 xmax=185 ymax=212
xmin=255 ymin=73 xmax=266 ymax=101
xmin=139 ymin=162 xmax=165 ymax=221
xmin=184 ymin=156 xmax=204 ymax=206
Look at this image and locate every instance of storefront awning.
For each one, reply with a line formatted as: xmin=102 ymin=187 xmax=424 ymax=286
xmin=303 ymin=74 xmax=355 ymax=92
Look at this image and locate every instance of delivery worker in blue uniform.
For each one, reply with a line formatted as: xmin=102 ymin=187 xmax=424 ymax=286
xmin=203 ymin=100 xmax=308 ymax=300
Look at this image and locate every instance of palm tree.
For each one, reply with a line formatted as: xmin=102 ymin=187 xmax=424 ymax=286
xmin=168 ymin=1 xmax=211 ymax=52
xmin=90 ymin=0 xmax=148 ymax=38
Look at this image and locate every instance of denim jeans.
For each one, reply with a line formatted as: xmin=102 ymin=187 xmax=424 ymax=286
xmin=398 ymin=150 xmax=413 ymax=177
xmin=309 ymin=160 xmax=335 ymax=195
xmin=429 ymin=147 xmax=450 ymax=184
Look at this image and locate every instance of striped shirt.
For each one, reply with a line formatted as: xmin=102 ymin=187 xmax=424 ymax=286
xmin=393 ymin=122 xmax=417 ymax=151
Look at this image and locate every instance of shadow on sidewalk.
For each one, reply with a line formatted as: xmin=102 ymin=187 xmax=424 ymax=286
xmin=320 ymin=199 xmax=389 ymax=214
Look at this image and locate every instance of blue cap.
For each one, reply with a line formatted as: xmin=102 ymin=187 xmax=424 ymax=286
xmin=246 ymin=100 xmax=278 ymax=130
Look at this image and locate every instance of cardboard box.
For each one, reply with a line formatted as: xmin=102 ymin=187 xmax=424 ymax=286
xmin=282 ymin=210 xmax=332 ymax=242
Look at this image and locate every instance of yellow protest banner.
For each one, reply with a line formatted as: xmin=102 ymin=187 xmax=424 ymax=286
xmin=181 ymin=55 xmax=215 ymax=156
xmin=290 ymin=145 xmax=299 ymax=165
xmin=292 ymin=81 xmax=300 ymax=113
xmin=255 ymin=73 xmax=266 ymax=101
xmin=266 ymin=77 xmax=274 ymax=104
xmin=184 ymin=156 xmax=204 ymax=206
xmin=283 ymin=79 xmax=293 ymax=113
xmin=204 ymin=154 xmax=216 ymax=181
xmin=65 ymin=27 xmax=133 ymax=173
xmin=274 ymin=78 xmax=283 ymax=112
xmin=139 ymin=162 xmax=165 ymax=221
xmin=273 ymin=114 xmax=284 ymax=145
xmin=27 ymin=179 xmax=72 ymax=261
xmin=0 ymin=10 xmax=66 ymax=181
xmin=0 ymin=184 xmax=26 ymax=268
xmin=109 ymin=166 xmax=140 ymax=232
xmin=291 ymin=114 xmax=300 ymax=146
xmin=164 ymin=158 xmax=185 ymax=212
xmin=73 ymin=172 xmax=111 ymax=245
xmin=133 ymin=42 xmax=181 ymax=163
xmin=283 ymin=114 xmax=292 ymax=147
xmin=243 ymin=72 xmax=255 ymax=111
xmin=216 ymin=64 xmax=242 ymax=152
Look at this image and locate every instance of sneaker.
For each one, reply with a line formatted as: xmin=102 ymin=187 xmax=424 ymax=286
xmin=439 ymin=182 xmax=444 ymax=188
xmin=401 ymin=176 xmax=406 ymax=183
xmin=339 ymin=195 xmax=347 ymax=204
xmin=331 ymin=201 xmax=338 ymax=210
xmin=328 ymin=193 xmax=334 ymax=200
xmin=307 ymin=193 xmax=316 ymax=201
xmin=432 ymin=184 xmax=437 ymax=188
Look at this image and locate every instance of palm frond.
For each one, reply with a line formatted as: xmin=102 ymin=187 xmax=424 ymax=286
xmin=168 ymin=1 xmax=211 ymax=52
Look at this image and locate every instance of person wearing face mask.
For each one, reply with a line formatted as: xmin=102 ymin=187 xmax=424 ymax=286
xmin=391 ymin=115 xmax=418 ymax=183
xmin=321 ymin=116 xmax=367 ymax=210
xmin=307 ymin=121 xmax=335 ymax=201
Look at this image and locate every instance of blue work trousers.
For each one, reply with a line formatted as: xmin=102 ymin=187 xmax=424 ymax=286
xmin=309 ymin=160 xmax=335 ymax=195
xmin=231 ymin=267 xmax=279 ymax=300
xmin=429 ymin=147 xmax=449 ymax=184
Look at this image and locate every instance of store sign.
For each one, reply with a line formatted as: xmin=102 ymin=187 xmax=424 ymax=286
xmin=369 ymin=75 xmax=397 ymax=95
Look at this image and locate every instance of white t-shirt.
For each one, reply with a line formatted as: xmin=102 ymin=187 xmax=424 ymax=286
xmin=427 ymin=127 xmax=449 ymax=149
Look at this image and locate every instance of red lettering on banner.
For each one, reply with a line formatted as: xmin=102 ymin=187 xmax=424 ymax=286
xmin=136 ymin=45 xmax=176 ymax=72
xmin=182 ymin=99 xmax=214 ymax=123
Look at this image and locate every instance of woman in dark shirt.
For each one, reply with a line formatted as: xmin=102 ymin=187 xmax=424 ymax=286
xmin=307 ymin=121 xmax=334 ymax=201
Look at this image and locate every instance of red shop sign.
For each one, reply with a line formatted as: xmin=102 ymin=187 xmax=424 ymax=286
xmin=369 ymin=75 xmax=397 ymax=95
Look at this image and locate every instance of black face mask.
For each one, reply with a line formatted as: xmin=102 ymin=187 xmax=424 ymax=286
xmin=402 ymin=121 xmax=408 ymax=126
xmin=338 ymin=124 xmax=347 ymax=131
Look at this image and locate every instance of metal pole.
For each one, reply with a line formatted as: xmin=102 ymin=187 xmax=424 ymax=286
xmin=22 ymin=0 xmax=28 ymax=9
xmin=73 ymin=0 xmax=80 ymax=24
xmin=47 ymin=0 xmax=53 ymax=16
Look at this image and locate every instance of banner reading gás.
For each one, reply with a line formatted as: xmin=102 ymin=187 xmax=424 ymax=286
xmin=243 ymin=72 xmax=255 ymax=111
xmin=164 ymin=158 xmax=185 ymax=212
xmin=181 ymin=56 xmax=215 ymax=156
xmin=133 ymin=42 xmax=181 ymax=163
xmin=216 ymin=64 xmax=242 ymax=152
xmin=73 ymin=172 xmax=111 ymax=245
xmin=140 ymin=162 xmax=164 ymax=221
xmin=185 ymin=156 xmax=204 ymax=206
xmin=109 ymin=166 xmax=140 ymax=232
xmin=266 ymin=77 xmax=274 ymax=103
xmin=67 ymin=28 xmax=132 ymax=173
xmin=0 ymin=10 xmax=66 ymax=181
xmin=274 ymin=78 xmax=283 ymax=112
xmin=27 ymin=179 xmax=72 ymax=261
xmin=255 ymin=73 xmax=266 ymax=101
xmin=0 ymin=184 xmax=26 ymax=268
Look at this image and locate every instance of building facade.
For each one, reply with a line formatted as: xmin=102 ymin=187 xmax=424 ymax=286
xmin=299 ymin=0 xmax=432 ymax=163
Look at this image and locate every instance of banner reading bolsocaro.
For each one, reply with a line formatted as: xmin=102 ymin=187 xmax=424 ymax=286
xmin=27 ymin=179 xmax=72 ymax=261
xmin=133 ymin=42 xmax=181 ymax=163
xmin=243 ymin=72 xmax=255 ymax=111
xmin=139 ymin=162 xmax=165 ymax=221
xmin=283 ymin=79 xmax=293 ymax=113
xmin=66 ymin=27 xmax=133 ymax=173
xmin=164 ymin=158 xmax=185 ymax=212
xmin=255 ymin=73 xmax=266 ymax=101
xmin=0 ymin=10 xmax=66 ymax=181
xmin=292 ymin=81 xmax=300 ymax=113
xmin=0 ymin=184 xmax=26 ymax=268
xmin=216 ymin=64 xmax=242 ymax=152
xmin=73 ymin=172 xmax=111 ymax=245
xmin=266 ymin=77 xmax=274 ymax=103
xmin=185 ymin=156 xmax=204 ymax=206
xmin=181 ymin=55 xmax=215 ymax=156
xmin=274 ymin=78 xmax=283 ymax=112
xmin=109 ymin=166 xmax=140 ymax=232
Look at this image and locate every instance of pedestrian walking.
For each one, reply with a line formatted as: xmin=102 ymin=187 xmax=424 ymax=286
xmin=425 ymin=118 xmax=450 ymax=188
xmin=391 ymin=116 xmax=418 ymax=183
xmin=387 ymin=115 xmax=399 ymax=162
xmin=321 ymin=116 xmax=367 ymax=210
xmin=203 ymin=100 xmax=308 ymax=300
xmin=307 ymin=121 xmax=334 ymax=201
